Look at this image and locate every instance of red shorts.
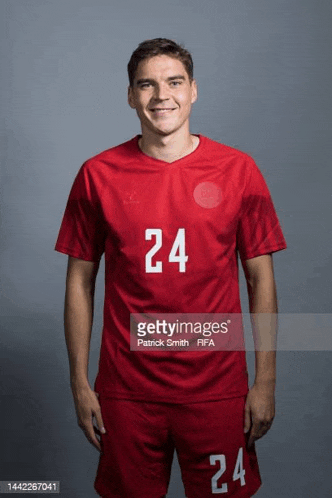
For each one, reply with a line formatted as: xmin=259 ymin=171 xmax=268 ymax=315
xmin=94 ymin=396 xmax=261 ymax=498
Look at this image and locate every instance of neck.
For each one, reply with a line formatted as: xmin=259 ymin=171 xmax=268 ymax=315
xmin=138 ymin=128 xmax=198 ymax=163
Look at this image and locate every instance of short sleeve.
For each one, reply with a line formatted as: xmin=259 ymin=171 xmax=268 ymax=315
xmin=54 ymin=163 xmax=106 ymax=262
xmin=236 ymin=159 xmax=287 ymax=262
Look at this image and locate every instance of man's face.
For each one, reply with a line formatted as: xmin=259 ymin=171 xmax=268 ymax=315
xmin=128 ymin=55 xmax=197 ymax=137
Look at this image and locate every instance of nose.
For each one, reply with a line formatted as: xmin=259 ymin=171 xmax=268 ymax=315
xmin=153 ymin=83 xmax=170 ymax=101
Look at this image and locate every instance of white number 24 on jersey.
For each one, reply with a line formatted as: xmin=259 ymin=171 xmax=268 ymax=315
xmin=145 ymin=228 xmax=188 ymax=273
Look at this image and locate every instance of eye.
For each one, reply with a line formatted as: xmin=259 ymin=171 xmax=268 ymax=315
xmin=170 ymin=81 xmax=182 ymax=86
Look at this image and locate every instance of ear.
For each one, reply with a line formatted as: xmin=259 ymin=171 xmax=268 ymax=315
xmin=191 ymin=79 xmax=198 ymax=104
xmin=128 ymin=86 xmax=136 ymax=109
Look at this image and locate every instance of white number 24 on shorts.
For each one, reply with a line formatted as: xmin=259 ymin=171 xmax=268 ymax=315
xmin=210 ymin=447 xmax=246 ymax=494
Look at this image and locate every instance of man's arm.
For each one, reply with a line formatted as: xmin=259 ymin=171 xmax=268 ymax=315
xmin=241 ymin=253 xmax=278 ymax=448
xmin=64 ymin=255 xmax=105 ymax=451
xmin=64 ymin=256 xmax=99 ymax=387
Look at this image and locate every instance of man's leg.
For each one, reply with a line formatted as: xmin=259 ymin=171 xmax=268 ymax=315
xmin=170 ymin=397 xmax=262 ymax=497
xmin=94 ymin=397 xmax=174 ymax=498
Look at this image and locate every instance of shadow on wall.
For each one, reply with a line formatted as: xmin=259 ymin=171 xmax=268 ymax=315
xmin=0 ymin=297 xmax=100 ymax=498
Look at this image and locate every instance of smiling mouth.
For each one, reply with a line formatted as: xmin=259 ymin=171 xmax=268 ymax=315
xmin=150 ymin=108 xmax=177 ymax=113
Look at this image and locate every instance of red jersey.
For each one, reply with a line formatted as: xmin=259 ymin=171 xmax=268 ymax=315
xmin=55 ymin=134 xmax=287 ymax=403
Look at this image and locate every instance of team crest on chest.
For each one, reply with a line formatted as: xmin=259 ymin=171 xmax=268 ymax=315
xmin=193 ymin=182 xmax=222 ymax=208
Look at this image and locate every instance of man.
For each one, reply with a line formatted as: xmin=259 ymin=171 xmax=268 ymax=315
xmin=55 ymin=38 xmax=287 ymax=498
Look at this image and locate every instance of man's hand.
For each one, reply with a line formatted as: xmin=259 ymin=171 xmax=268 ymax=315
xmin=71 ymin=385 xmax=106 ymax=452
xmin=244 ymin=383 xmax=275 ymax=449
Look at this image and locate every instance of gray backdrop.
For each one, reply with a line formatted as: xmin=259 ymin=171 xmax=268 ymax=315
xmin=1 ymin=0 xmax=331 ymax=497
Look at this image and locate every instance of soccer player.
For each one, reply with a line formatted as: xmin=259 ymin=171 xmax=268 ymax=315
xmin=55 ymin=38 xmax=287 ymax=498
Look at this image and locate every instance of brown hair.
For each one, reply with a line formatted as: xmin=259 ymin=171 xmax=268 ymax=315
xmin=127 ymin=38 xmax=194 ymax=87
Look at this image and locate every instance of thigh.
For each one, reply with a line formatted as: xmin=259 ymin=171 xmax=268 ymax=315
xmin=94 ymin=397 xmax=174 ymax=498
xmin=170 ymin=396 xmax=262 ymax=498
